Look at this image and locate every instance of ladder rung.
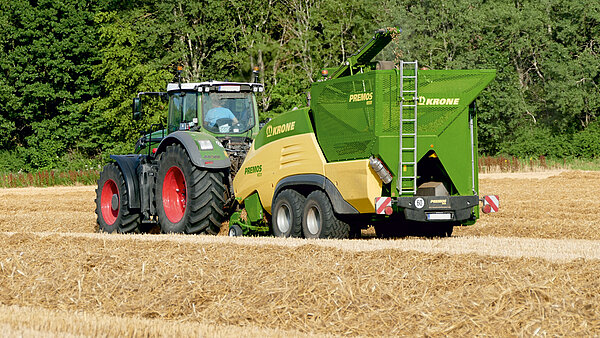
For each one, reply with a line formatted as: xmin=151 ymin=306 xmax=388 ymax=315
xmin=402 ymin=119 xmax=416 ymax=122
xmin=401 ymin=162 xmax=416 ymax=165
xmin=402 ymin=90 xmax=417 ymax=93
xmin=402 ymin=75 xmax=417 ymax=79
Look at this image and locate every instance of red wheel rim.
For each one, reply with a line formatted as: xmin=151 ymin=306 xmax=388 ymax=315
xmin=163 ymin=166 xmax=186 ymax=223
xmin=100 ymin=179 xmax=119 ymax=225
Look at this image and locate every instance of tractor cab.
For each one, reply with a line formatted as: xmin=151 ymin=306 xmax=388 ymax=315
xmin=134 ymin=81 xmax=263 ymax=154
xmin=165 ymin=82 xmax=262 ymax=138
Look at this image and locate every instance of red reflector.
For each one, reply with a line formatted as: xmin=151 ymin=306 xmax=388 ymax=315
xmin=152 ymin=148 xmax=157 ymax=154
xmin=483 ymin=195 xmax=499 ymax=213
xmin=205 ymin=161 xmax=213 ymax=164
xmin=375 ymin=197 xmax=392 ymax=215
xmin=482 ymin=204 xmax=492 ymax=214
xmin=385 ymin=206 xmax=393 ymax=215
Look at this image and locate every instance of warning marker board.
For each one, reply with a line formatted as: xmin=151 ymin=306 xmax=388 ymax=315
xmin=483 ymin=195 xmax=499 ymax=213
xmin=375 ymin=197 xmax=392 ymax=215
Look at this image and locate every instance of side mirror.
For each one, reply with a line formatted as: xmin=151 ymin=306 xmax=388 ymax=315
xmin=132 ymin=97 xmax=142 ymax=120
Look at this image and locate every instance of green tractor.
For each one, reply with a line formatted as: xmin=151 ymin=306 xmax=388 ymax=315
xmin=95 ymin=78 xmax=264 ymax=234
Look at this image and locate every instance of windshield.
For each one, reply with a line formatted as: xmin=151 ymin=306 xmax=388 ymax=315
xmin=202 ymin=92 xmax=255 ymax=134
xmin=168 ymin=92 xmax=197 ymax=132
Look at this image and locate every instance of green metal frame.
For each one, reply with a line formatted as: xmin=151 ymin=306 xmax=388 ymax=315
xmin=229 ymin=192 xmax=270 ymax=236
xmin=229 ymin=212 xmax=270 ymax=236
xmin=330 ymin=28 xmax=399 ymax=79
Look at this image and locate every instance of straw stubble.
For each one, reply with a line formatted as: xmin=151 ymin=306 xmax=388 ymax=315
xmin=0 ymin=170 xmax=599 ymax=336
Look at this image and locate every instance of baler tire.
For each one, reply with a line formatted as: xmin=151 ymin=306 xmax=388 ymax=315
xmin=95 ymin=163 xmax=141 ymax=234
xmin=419 ymin=222 xmax=455 ymax=238
xmin=229 ymin=224 xmax=243 ymax=237
xmin=302 ymin=190 xmax=350 ymax=239
xmin=156 ymin=144 xmax=226 ymax=234
xmin=272 ymin=189 xmax=304 ymax=238
xmin=374 ymin=222 xmax=403 ymax=239
xmin=435 ymin=223 xmax=454 ymax=238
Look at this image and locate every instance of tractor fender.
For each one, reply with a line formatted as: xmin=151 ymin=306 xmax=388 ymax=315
xmin=155 ymin=131 xmax=231 ymax=169
xmin=273 ymin=174 xmax=359 ymax=214
xmin=109 ymin=154 xmax=143 ymax=209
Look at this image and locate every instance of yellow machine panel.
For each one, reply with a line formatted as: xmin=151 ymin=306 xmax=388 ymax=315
xmin=234 ymin=132 xmax=382 ymax=214
xmin=324 ymin=160 xmax=382 ymax=213
xmin=234 ymin=133 xmax=325 ymax=213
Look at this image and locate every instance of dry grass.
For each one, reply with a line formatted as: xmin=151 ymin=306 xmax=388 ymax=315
xmin=11 ymin=231 xmax=600 ymax=263
xmin=1 ymin=170 xmax=600 ymax=336
xmin=456 ymin=170 xmax=600 ymax=239
xmin=0 ymin=233 xmax=599 ymax=336
xmin=0 ymin=304 xmax=319 ymax=338
xmin=2 ymin=170 xmax=599 ymax=241
xmin=0 ymin=186 xmax=94 ymax=233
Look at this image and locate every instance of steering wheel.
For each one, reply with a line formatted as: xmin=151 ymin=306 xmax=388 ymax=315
xmin=215 ymin=118 xmax=234 ymax=127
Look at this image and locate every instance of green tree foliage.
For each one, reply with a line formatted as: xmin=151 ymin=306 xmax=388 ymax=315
xmin=389 ymin=0 xmax=600 ymax=154
xmin=0 ymin=0 xmax=598 ymax=172
xmin=0 ymin=0 xmax=105 ymax=169
xmin=84 ymin=10 xmax=173 ymax=154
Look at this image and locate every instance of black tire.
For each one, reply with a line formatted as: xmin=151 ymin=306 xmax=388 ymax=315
xmin=426 ymin=223 xmax=454 ymax=238
xmin=156 ymin=144 xmax=226 ymax=234
xmin=229 ymin=224 xmax=243 ymax=237
xmin=271 ymin=189 xmax=305 ymax=238
xmin=376 ymin=219 xmax=454 ymax=238
xmin=95 ymin=163 xmax=141 ymax=233
xmin=302 ymin=190 xmax=349 ymax=239
xmin=374 ymin=218 xmax=405 ymax=239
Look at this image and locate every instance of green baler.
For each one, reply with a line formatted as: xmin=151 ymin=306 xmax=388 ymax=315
xmin=232 ymin=28 xmax=497 ymax=238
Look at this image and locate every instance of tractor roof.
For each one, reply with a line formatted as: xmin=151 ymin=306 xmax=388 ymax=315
xmin=166 ymin=81 xmax=263 ymax=93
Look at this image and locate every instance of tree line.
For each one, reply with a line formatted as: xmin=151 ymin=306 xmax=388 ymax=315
xmin=0 ymin=0 xmax=598 ymax=172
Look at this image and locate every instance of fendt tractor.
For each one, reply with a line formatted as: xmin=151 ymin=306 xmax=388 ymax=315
xmin=95 ymin=70 xmax=264 ymax=234
xmin=229 ymin=27 xmax=498 ymax=238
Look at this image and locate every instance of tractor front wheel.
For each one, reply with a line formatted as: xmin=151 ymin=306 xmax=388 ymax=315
xmin=95 ymin=163 xmax=141 ymax=233
xmin=156 ymin=144 xmax=226 ymax=234
xmin=302 ymin=190 xmax=349 ymax=239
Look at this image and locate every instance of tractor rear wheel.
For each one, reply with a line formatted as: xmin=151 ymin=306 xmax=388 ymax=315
xmin=302 ymin=190 xmax=349 ymax=239
xmin=95 ymin=163 xmax=141 ymax=233
xmin=272 ymin=189 xmax=304 ymax=238
xmin=156 ymin=144 xmax=226 ymax=234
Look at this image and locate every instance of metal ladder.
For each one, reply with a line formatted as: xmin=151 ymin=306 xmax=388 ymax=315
xmin=397 ymin=60 xmax=418 ymax=195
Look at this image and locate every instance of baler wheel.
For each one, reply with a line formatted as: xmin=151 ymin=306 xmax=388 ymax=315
xmin=436 ymin=223 xmax=454 ymax=238
xmin=95 ymin=163 xmax=141 ymax=233
xmin=302 ymin=190 xmax=349 ymax=239
xmin=156 ymin=144 xmax=225 ymax=234
xmin=272 ymin=189 xmax=304 ymax=238
xmin=228 ymin=224 xmax=243 ymax=237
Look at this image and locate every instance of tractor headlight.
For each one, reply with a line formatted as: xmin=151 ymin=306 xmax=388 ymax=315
xmin=198 ymin=140 xmax=213 ymax=150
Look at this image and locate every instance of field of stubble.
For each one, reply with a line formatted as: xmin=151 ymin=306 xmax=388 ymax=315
xmin=0 ymin=170 xmax=599 ymax=336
